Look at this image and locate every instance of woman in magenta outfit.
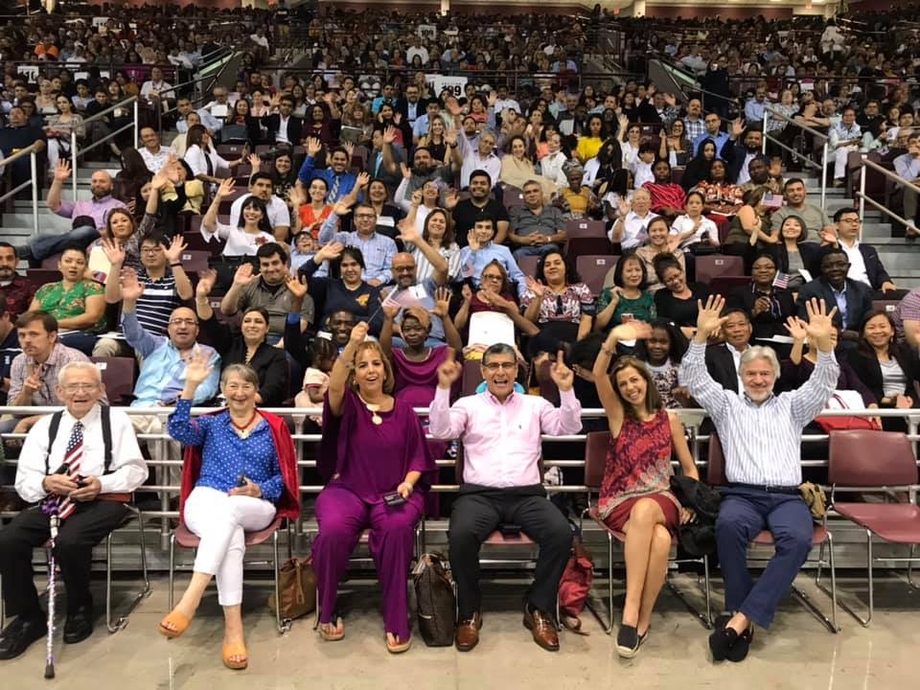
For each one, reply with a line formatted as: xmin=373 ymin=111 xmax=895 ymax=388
xmin=593 ymin=321 xmax=699 ymax=659
xmin=313 ymin=321 xmax=436 ymax=653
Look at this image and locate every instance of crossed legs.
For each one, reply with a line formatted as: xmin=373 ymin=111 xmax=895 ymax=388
xmin=620 ymin=498 xmax=673 ymax=636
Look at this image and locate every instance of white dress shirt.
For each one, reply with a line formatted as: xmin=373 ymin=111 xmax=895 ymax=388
xmin=16 ymin=405 xmax=148 ymax=504
xmin=840 ymin=239 xmax=870 ymax=286
xmin=140 ymin=145 xmax=176 ymax=174
xmin=229 ymin=193 xmax=291 ymax=231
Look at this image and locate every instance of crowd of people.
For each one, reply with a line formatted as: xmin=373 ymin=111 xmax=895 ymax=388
xmin=1 ymin=1 xmax=920 ymax=674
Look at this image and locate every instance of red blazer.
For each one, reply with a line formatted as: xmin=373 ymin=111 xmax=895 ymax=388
xmin=179 ymin=409 xmax=300 ymax=522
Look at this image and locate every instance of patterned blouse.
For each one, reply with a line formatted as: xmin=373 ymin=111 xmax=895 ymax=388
xmin=598 ymin=408 xmax=680 ymax=518
xmin=521 ymin=282 xmax=596 ymax=324
xmin=34 ymin=280 xmax=106 ymax=333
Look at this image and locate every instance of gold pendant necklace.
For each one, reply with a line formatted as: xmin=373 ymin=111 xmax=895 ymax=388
xmin=358 ymin=394 xmax=384 ymax=425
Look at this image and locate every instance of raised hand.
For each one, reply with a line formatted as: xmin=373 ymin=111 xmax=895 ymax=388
xmin=215 ymin=177 xmax=236 ymax=199
xmin=150 ymin=169 xmax=170 ymax=191
xmin=332 ymin=199 xmax=352 ymax=216
xmin=101 ymin=237 xmax=125 ymax=267
xmin=445 ymin=128 xmax=458 ymax=146
xmin=53 ymin=159 xmax=71 ymax=182
xmin=783 ymin=315 xmax=808 ymax=341
xmin=410 ymin=189 xmax=423 ymax=207
xmin=356 ymin=171 xmax=370 ymax=188
xmin=803 ymin=298 xmax=838 ymax=350
xmin=285 ymin=272 xmax=308 ymax=299
xmin=120 ymin=268 xmax=145 ymax=302
xmin=695 ymin=294 xmax=727 ymax=339
xmin=23 ymin=363 xmax=44 ymax=394
xmin=731 ymin=117 xmax=746 ymax=138
xmin=316 ymin=240 xmax=344 ymax=262
xmin=445 ymin=96 xmax=462 ymax=117
xmin=383 ymin=125 xmax=397 ymax=145
xmin=396 ymin=218 xmax=420 ymax=245
xmin=466 ymin=231 xmax=481 ymax=252
xmin=248 ymin=152 xmax=261 ymax=169
xmin=400 ymin=162 xmax=412 ymax=180
xmin=306 ymin=137 xmax=323 ymax=157
xmin=612 ymin=319 xmax=652 ymax=342
xmin=164 ymin=235 xmax=187 ymax=265
xmin=382 ymin=301 xmax=401 ymax=320
xmin=287 ymin=184 xmax=307 ymax=207
xmin=525 ymin=275 xmax=545 ymax=297
xmin=436 ymin=347 xmax=463 ymax=389
xmin=461 ymin=283 xmax=472 ymax=303
xmin=486 ymin=91 xmax=498 ymax=108
xmin=348 ymin=321 xmax=369 ymax=348
xmin=343 ymin=141 xmax=355 ymax=158
xmin=444 ymin=188 xmax=459 ymax=210
xmin=431 ymin=286 xmax=451 ymax=317
xmin=196 ymin=268 xmax=217 ymax=299
xmin=232 ymin=262 xmax=260 ymax=287
xmin=549 ymin=350 xmax=574 ymax=392
xmin=184 ymin=348 xmax=214 ymax=388
xmin=617 ymin=197 xmax=630 ymax=216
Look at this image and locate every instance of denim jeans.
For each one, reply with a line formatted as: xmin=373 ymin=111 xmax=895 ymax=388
xmin=29 ymin=224 xmax=101 ymax=261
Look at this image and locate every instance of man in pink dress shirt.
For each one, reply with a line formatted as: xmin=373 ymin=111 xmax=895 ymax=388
xmin=429 ymin=344 xmax=582 ymax=652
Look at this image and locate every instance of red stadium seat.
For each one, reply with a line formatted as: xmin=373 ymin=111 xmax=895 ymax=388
xmin=576 ymin=255 xmax=619 ymax=296
xmin=695 ymin=255 xmax=744 ymax=284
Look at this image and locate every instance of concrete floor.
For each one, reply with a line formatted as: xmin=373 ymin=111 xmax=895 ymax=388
xmin=1 ymin=573 xmax=918 ymax=690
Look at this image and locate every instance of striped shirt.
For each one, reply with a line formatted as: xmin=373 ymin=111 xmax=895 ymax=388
xmin=134 ymin=270 xmax=181 ymax=336
xmin=680 ymin=341 xmax=839 ymax=486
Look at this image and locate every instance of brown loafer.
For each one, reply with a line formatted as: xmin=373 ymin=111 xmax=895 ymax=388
xmin=523 ymin=606 xmax=559 ymax=652
xmin=455 ymin=612 xmax=482 ymax=652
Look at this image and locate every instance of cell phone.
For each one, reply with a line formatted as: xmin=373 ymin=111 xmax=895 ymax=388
xmin=621 ymin=313 xmax=635 ymax=323
xmin=76 ymin=475 xmax=88 ymax=488
xmin=383 ymin=492 xmax=406 ymax=507
xmin=236 ymin=473 xmax=248 ymax=488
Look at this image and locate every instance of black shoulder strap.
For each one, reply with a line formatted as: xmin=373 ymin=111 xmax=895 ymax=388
xmin=44 ymin=410 xmax=65 ymax=475
xmin=43 ymin=407 xmax=113 ymax=475
xmin=101 ymin=404 xmax=113 ymax=474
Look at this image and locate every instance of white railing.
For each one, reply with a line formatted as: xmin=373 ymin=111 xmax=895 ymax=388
xmin=854 ymin=155 xmax=920 ymax=237
xmin=0 ymin=143 xmax=43 ymax=235
xmin=762 ymin=106 xmax=830 ymax=209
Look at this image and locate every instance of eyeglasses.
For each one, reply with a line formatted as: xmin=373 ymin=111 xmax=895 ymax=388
xmin=481 ymin=274 xmax=503 ymax=281
xmin=141 ymin=246 xmax=164 ymax=254
xmin=62 ymin=383 xmax=98 ymax=393
xmin=483 ymin=362 xmax=516 ymax=372
xmin=169 ymin=318 xmax=198 ymax=326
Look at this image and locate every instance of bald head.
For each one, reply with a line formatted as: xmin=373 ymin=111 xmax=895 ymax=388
xmin=89 ymin=171 xmax=114 ymax=199
xmin=391 ymin=252 xmax=417 ymax=288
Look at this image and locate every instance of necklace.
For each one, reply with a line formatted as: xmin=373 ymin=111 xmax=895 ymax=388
xmin=230 ymin=409 xmax=259 ymax=439
xmin=358 ymin=394 xmax=385 ymax=425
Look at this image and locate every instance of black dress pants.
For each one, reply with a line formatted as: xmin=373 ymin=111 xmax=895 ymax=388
xmin=448 ymin=484 xmax=572 ymax=619
xmin=0 ymin=501 xmax=128 ymax=619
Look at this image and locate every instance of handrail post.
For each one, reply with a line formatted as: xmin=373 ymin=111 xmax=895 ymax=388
xmin=820 ymin=140 xmax=828 ymax=210
xmin=762 ymin=110 xmax=769 ymax=156
xmin=858 ymin=154 xmax=867 ymax=234
xmin=133 ymin=98 xmax=140 ymax=148
xmin=29 ymin=151 xmax=38 ymax=236
xmin=71 ymin=131 xmax=79 ymax=202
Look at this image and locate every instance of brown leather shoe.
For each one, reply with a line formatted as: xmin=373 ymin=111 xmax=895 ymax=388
xmin=455 ymin=612 xmax=482 ymax=652
xmin=523 ymin=606 xmax=559 ymax=652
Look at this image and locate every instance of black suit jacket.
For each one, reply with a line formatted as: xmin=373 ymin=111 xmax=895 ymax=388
xmin=847 ymin=242 xmax=892 ymax=291
xmin=845 ymin=343 xmax=920 ymax=406
xmin=395 ymin=97 xmax=430 ymax=124
xmin=719 ymin=140 xmax=751 ymax=184
xmin=366 ymin=147 xmax=403 ymax=189
xmin=260 ymin=114 xmax=305 ymax=146
xmin=726 ymin=284 xmax=795 ymax=339
xmin=769 ymin=242 xmax=823 ymax=277
xmin=796 ymin=277 xmax=873 ymax=331
xmin=705 ymin=344 xmax=746 ymax=393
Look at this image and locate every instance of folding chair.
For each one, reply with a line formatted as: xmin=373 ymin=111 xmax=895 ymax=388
xmin=502 ymin=186 xmax=525 ymax=209
xmin=517 ymin=255 xmax=539 ymax=278
xmin=168 ymin=429 xmax=300 ymax=634
xmin=694 ymin=255 xmax=744 ymax=284
xmin=576 ymin=255 xmax=619 ymax=297
xmin=40 ymin=253 xmax=63 ymax=270
xmin=826 ymin=429 xmax=920 ymax=626
xmin=708 ymin=433 xmax=838 ymax=633
xmin=180 ymin=249 xmax=211 ymax=274
xmin=872 ymin=300 xmax=900 ymax=314
xmin=25 ymin=268 xmax=63 ymax=291
xmin=582 ymin=431 xmax=712 ymax=633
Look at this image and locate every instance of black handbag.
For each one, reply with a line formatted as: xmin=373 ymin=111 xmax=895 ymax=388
xmin=413 ymin=553 xmax=456 ymax=647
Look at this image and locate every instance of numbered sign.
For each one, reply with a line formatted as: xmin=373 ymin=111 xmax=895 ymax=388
xmin=426 ymin=74 xmax=467 ymax=99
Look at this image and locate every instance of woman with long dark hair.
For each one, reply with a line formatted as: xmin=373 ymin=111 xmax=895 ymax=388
xmin=184 ymin=124 xmax=248 ymax=188
xmin=201 ymin=178 xmax=275 ymax=255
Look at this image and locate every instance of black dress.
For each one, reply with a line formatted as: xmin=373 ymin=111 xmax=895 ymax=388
xmin=654 ymin=283 xmax=712 ymax=327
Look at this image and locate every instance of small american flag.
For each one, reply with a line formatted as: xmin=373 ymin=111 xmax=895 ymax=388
xmin=773 ymin=272 xmax=791 ymax=289
xmin=382 ymin=285 xmax=427 ymax=310
xmin=57 ymin=421 xmax=84 ymax=521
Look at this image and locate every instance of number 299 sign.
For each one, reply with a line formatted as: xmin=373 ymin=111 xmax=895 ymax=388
xmin=426 ymin=74 xmax=468 ymax=99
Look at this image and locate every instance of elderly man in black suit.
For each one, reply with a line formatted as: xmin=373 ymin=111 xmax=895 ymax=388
xmin=705 ymin=308 xmax=754 ymax=393
xmin=796 ymin=246 xmax=873 ymax=346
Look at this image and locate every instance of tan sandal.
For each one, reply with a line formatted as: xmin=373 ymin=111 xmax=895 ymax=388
xmin=318 ymin=616 xmax=344 ymax=642
xmin=157 ymin=610 xmax=191 ymax=639
xmin=222 ymin=641 xmax=248 ymax=670
xmin=386 ymin=632 xmax=411 ymax=654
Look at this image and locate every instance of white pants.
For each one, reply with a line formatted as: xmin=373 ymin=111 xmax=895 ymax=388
xmin=834 ymin=145 xmax=857 ymax=179
xmin=184 ymin=486 xmax=277 ymax=606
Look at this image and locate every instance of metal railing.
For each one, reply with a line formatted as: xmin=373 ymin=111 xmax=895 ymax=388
xmin=0 ymin=143 xmax=43 ymax=235
xmin=855 ymin=156 xmax=920 ymax=236
xmin=762 ymin=106 xmax=830 ymax=209
xmin=158 ymin=53 xmax=240 ymax=130
xmin=69 ymin=96 xmax=140 ymax=202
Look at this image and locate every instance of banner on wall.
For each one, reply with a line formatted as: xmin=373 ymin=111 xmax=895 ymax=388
xmin=426 ymin=74 xmax=467 ymax=99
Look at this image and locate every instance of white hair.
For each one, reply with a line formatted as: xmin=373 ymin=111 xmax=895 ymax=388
xmin=57 ymin=361 xmax=103 ymax=386
xmin=739 ymin=346 xmax=781 ymax=377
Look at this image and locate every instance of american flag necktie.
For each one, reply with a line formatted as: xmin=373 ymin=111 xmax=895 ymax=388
xmin=56 ymin=421 xmax=84 ymax=521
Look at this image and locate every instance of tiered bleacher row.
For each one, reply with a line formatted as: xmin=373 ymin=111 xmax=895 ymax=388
xmin=1 ymin=0 xmax=920 ymax=668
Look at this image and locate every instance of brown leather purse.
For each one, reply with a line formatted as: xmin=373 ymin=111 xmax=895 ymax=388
xmin=268 ymin=555 xmax=316 ymax=620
